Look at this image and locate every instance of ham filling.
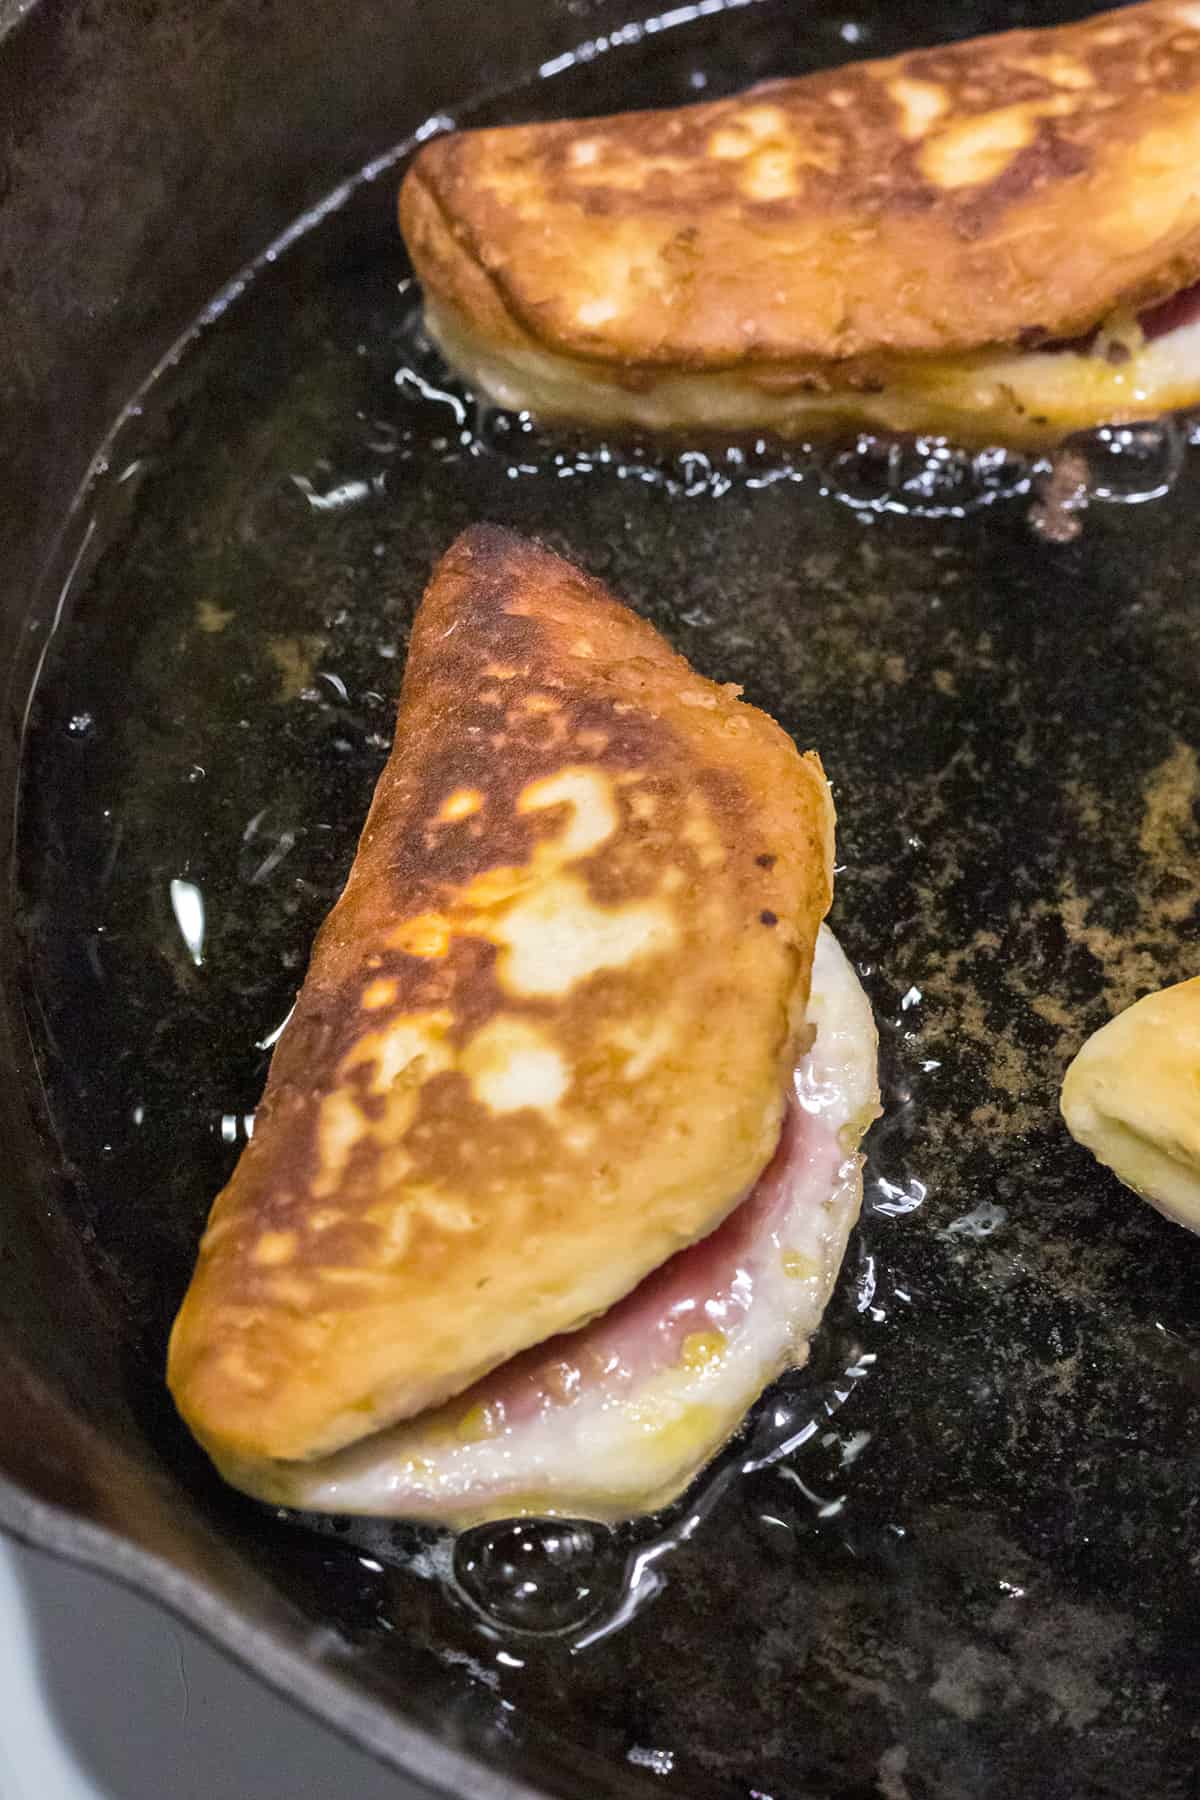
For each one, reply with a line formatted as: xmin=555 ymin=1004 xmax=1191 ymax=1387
xmin=436 ymin=1096 xmax=840 ymax=1431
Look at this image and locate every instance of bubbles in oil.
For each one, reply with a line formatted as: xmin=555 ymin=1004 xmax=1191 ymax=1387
xmin=296 ymin=1304 xmax=896 ymax=1653
xmin=1063 ymin=417 xmax=1188 ymax=506
xmin=382 ymin=291 xmax=1200 ymax=527
xmin=819 ymin=434 xmax=1033 ymax=517
xmin=452 ymin=1518 xmax=618 ymax=1636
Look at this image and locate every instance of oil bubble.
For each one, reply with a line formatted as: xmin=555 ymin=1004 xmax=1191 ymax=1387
xmin=452 ymin=1518 xmax=617 ymax=1636
xmin=1066 ymin=419 xmax=1186 ymax=505
xmin=821 ymin=434 xmax=1030 ymax=517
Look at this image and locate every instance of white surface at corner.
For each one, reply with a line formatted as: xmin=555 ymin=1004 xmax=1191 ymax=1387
xmin=0 ymin=1533 xmax=425 ymax=1799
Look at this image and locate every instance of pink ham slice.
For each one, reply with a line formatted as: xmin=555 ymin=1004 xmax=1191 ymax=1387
xmin=445 ymin=1098 xmax=840 ymax=1429
xmin=1037 ymin=278 xmax=1200 ymax=355
xmin=1138 ymin=278 xmax=1200 ymax=342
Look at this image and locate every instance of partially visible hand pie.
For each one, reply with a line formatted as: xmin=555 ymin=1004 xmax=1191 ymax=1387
xmin=1061 ymin=975 xmax=1200 ymax=1232
xmin=400 ymin=1 xmax=1200 ymax=444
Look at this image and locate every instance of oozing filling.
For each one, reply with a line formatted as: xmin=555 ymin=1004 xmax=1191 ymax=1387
xmin=467 ymin=1099 xmax=835 ymax=1427
xmin=426 ymin=285 xmax=1200 ymax=446
xmin=232 ymin=926 xmax=878 ymax=1526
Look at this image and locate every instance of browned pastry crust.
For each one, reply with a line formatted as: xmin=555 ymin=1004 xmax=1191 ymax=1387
xmin=402 ymin=1 xmax=1200 ymax=372
xmin=168 ymin=528 xmax=833 ymax=1467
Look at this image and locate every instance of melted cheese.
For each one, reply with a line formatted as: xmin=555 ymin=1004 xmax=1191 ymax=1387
xmin=428 ymin=301 xmax=1200 ymax=449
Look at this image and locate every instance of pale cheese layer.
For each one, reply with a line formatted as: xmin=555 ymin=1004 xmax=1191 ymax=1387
xmin=428 ymin=301 xmax=1200 ymax=448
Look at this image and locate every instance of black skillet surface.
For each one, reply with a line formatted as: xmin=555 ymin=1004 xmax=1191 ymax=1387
xmin=8 ymin=0 xmax=1200 ymax=1794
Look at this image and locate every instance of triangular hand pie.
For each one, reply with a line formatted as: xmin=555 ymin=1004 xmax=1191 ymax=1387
xmin=168 ymin=527 xmax=852 ymax=1518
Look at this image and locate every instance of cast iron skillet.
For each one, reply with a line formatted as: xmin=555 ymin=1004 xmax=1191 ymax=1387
xmin=2 ymin=0 xmax=1199 ymax=1795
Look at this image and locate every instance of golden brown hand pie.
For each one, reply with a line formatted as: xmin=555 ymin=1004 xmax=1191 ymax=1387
xmin=1061 ymin=974 xmax=1200 ymax=1232
xmin=400 ymin=0 xmax=1200 ymax=444
xmin=167 ymin=526 xmax=842 ymax=1498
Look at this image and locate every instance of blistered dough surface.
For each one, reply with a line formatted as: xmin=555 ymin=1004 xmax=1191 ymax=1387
xmin=402 ymin=2 xmax=1200 ymax=378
